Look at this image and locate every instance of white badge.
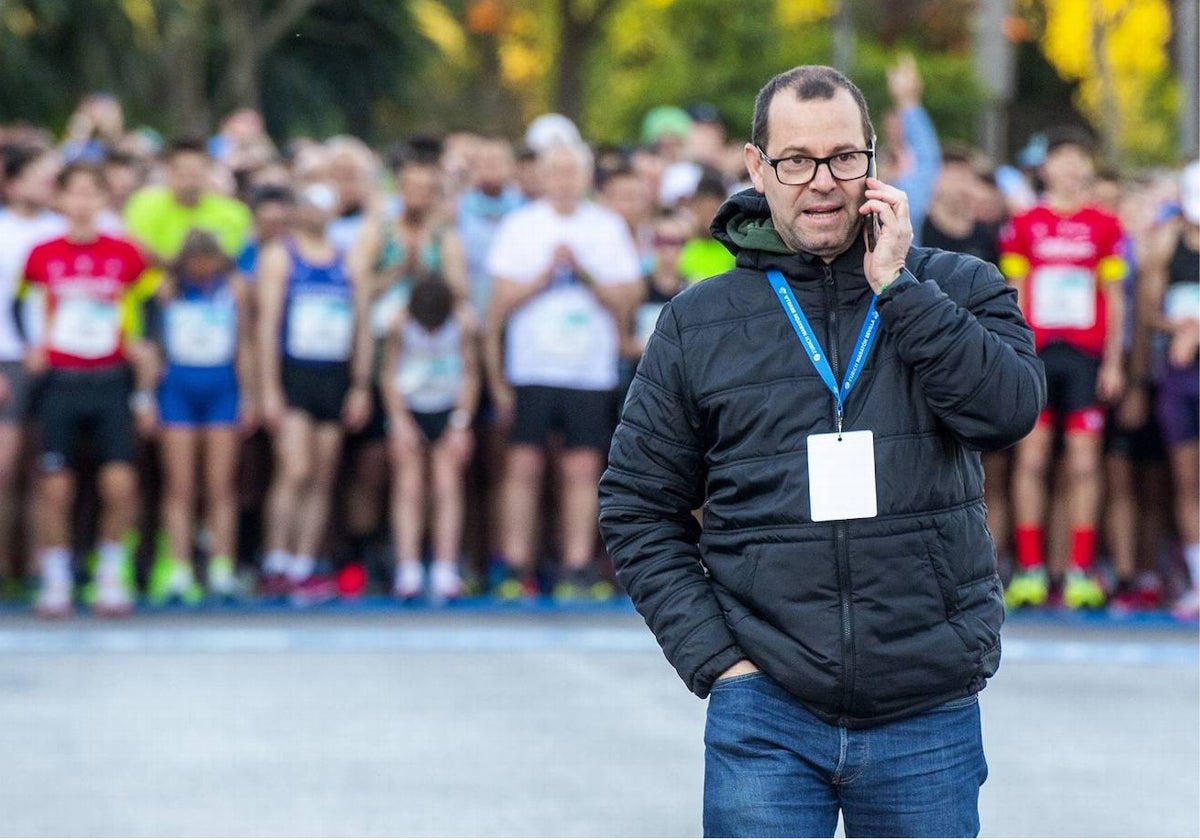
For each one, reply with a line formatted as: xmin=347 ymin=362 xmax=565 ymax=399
xmin=1164 ymin=282 xmax=1200 ymax=322
xmin=286 ymin=293 xmax=354 ymax=362
xmin=165 ymin=301 xmax=237 ymax=367
xmin=50 ymin=296 xmax=120 ymax=359
xmin=530 ymin=293 xmax=595 ymax=361
xmin=1031 ymin=266 xmax=1096 ymax=329
xmin=807 ymin=430 xmax=878 ymax=522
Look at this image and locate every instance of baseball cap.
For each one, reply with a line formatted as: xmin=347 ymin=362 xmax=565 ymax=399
xmin=524 ymin=114 xmax=582 ymax=153
xmin=641 ymin=106 xmax=693 ymax=145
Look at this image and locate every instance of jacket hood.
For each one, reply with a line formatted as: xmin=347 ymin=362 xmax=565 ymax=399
xmin=710 ymin=187 xmax=869 ymax=276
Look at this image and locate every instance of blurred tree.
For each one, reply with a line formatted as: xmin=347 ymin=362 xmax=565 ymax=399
xmin=0 ymin=0 xmax=431 ymax=142
xmin=1018 ymin=0 xmax=1178 ymax=165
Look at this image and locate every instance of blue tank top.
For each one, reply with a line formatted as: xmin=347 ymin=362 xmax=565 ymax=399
xmin=281 ymin=239 xmax=356 ymax=366
xmin=163 ymin=275 xmax=239 ymax=371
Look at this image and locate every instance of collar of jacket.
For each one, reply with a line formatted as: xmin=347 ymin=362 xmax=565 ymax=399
xmin=711 ymin=187 xmax=870 ymax=282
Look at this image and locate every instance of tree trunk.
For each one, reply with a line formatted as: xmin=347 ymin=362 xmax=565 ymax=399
xmin=162 ymin=0 xmax=213 ymax=136
xmin=217 ymin=0 xmax=263 ymax=111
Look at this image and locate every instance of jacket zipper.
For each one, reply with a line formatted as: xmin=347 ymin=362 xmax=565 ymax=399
xmin=823 ymin=264 xmax=855 ymax=721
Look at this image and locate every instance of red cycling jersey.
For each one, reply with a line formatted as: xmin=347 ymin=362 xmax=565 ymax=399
xmin=999 ymin=204 xmax=1126 ymax=358
xmin=23 ymin=234 xmax=148 ymax=370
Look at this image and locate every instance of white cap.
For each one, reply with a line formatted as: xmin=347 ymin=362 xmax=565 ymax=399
xmin=524 ymin=113 xmax=581 ymax=153
xmin=1180 ymin=160 xmax=1200 ymax=225
xmin=658 ymin=161 xmax=703 ymax=207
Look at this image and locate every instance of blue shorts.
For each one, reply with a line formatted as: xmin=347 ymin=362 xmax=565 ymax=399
xmin=158 ymin=365 xmax=240 ymax=427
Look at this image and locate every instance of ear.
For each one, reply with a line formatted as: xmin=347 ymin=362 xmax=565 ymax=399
xmin=744 ymin=143 xmax=766 ymax=194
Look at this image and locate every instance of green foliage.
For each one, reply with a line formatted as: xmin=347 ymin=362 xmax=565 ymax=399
xmin=584 ymin=0 xmax=833 ymax=145
xmin=851 ymin=41 xmax=987 ymax=148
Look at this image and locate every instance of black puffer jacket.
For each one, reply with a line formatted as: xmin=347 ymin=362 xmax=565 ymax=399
xmin=599 ymin=189 xmax=1045 ymax=728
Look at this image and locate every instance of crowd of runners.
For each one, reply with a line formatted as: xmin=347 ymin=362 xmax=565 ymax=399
xmin=0 ymin=63 xmax=1195 ymax=619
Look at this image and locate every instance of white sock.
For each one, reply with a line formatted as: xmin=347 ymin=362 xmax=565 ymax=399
xmin=97 ymin=541 xmax=125 ymax=578
xmin=287 ymin=555 xmax=316 ymax=583
xmin=264 ymin=550 xmax=292 ymax=576
xmin=40 ymin=547 xmax=71 ymax=587
xmin=1185 ymin=543 xmax=1200 ymax=589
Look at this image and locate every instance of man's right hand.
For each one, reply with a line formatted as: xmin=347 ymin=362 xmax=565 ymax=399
xmin=717 ymin=659 xmax=760 ymax=681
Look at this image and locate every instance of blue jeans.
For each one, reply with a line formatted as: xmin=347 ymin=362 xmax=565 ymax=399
xmin=703 ymin=672 xmax=987 ymax=838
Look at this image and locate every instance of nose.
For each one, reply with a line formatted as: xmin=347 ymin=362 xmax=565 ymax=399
xmin=808 ymin=160 xmax=838 ymax=190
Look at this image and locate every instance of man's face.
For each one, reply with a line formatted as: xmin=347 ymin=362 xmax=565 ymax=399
xmin=399 ymin=164 xmax=441 ymax=214
xmin=59 ymin=172 xmax=107 ymax=225
xmin=602 ymin=173 xmax=650 ymax=227
xmin=1041 ymin=144 xmax=1093 ymax=198
xmin=11 ymin=155 xmax=59 ymax=210
xmin=471 ymin=141 xmax=514 ymax=195
xmin=539 ymin=148 xmax=588 ymax=208
xmin=255 ymin=200 xmax=292 ymax=241
xmin=745 ymin=88 xmax=870 ymax=259
xmin=167 ymin=151 xmax=210 ymax=206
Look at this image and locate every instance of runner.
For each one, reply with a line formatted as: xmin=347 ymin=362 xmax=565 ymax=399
xmin=484 ymin=142 xmax=642 ymax=600
xmin=1138 ymin=161 xmax=1200 ymax=619
xmin=381 ymin=275 xmax=479 ymax=601
xmin=145 ymin=229 xmax=255 ymax=604
xmin=257 ymin=181 xmax=371 ymax=602
xmin=1002 ymin=128 xmax=1127 ymax=609
xmin=21 ymin=162 xmax=155 ymax=617
xmin=0 ymin=148 xmax=65 ymax=597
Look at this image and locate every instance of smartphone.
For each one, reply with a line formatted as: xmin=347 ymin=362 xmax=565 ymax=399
xmin=865 ymin=154 xmax=879 ymax=252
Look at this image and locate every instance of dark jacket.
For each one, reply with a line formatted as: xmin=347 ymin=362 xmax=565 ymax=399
xmin=598 ymin=189 xmax=1045 ymax=728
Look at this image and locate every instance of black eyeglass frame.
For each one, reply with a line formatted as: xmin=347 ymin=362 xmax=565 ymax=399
xmin=756 ymin=147 xmax=876 ymax=186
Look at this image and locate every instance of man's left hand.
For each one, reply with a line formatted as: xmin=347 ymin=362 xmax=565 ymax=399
xmin=860 ymin=177 xmax=913 ymax=294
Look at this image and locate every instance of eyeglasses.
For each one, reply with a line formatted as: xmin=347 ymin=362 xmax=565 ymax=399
xmin=757 ymin=147 xmax=875 ymax=186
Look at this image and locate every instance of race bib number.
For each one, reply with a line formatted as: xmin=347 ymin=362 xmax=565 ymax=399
xmin=530 ymin=294 xmax=595 ymax=363
xmin=1031 ymin=266 xmax=1096 ymax=329
xmin=165 ymin=301 xmax=236 ymax=367
xmin=370 ymin=284 xmax=410 ymax=339
xmin=287 ymin=293 xmax=353 ymax=362
xmin=398 ymin=353 xmax=463 ymax=408
xmin=50 ymin=296 xmax=120 ymax=359
xmin=1164 ymin=283 xmax=1200 ymax=322
xmin=807 ymin=430 xmax=878 ymax=522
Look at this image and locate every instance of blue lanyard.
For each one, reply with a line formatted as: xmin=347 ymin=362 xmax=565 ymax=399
xmin=766 ymin=269 xmax=881 ymax=435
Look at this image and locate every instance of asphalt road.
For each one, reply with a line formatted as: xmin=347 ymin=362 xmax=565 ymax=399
xmin=0 ymin=605 xmax=1194 ymax=837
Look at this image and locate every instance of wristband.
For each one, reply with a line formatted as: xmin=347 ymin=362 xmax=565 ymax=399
xmin=879 ymin=268 xmax=915 ymax=296
xmin=129 ymin=390 xmax=155 ymax=411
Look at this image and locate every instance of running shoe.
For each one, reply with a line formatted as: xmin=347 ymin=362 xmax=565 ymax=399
xmin=494 ymin=572 xmax=539 ymax=601
xmin=1004 ymin=565 xmax=1049 ymax=608
xmin=553 ymin=566 xmax=616 ymax=602
xmin=34 ymin=578 xmax=73 ymax=619
xmin=92 ymin=560 xmax=135 ymax=618
xmin=1062 ymin=569 xmax=1106 ymax=610
xmin=148 ymin=558 xmax=203 ymax=607
xmin=290 ymin=574 xmax=337 ymax=607
xmin=392 ymin=562 xmax=425 ymax=601
xmin=259 ymin=572 xmax=292 ymax=598
xmin=336 ymin=563 xmax=368 ymax=600
xmin=1172 ymin=588 xmax=1200 ymax=622
xmin=429 ymin=561 xmax=463 ymax=604
xmin=206 ymin=556 xmax=239 ymax=601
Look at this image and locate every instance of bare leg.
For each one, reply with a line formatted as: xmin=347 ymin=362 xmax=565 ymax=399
xmin=430 ymin=438 xmax=467 ymax=565
xmin=981 ymin=450 xmax=1012 ymax=559
xmin=37 ymin=470 xmax=76 ymax=555
xmin=1104 ymin=452 xmax=1137 ymax=582
xmin=159 ymin=428 xmax=199 ymax=566
xmin=501 ymin=444 xmax=545 ymax=573
xmin=202 ymin=427 xmax=241 ymax=561
xmin=1063 ymin=432 xmax=1103 ymax=569
xmin=96 ymin=463 xmax=139 ymax=544
xmin=559 ymin=447 xmax=603 ymax=571
xmin=264 ymin=411 xmax=314 ymax=556
xmin=292 ymin=423 xmax=344 ymax=561
xmin=389 ymin=435 xmax=427 ymax=565
xmin=1169 ymin=442 xmax=1200 ymax=547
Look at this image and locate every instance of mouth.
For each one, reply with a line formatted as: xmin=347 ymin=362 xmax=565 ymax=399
xmin=801 ymin=204 xmax=844 ymax=224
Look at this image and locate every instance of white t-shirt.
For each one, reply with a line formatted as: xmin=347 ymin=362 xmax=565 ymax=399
xmin=0 ymin=210 xmax=66 ymax=360
xmin=486 ymin=200 xmax=639 ymax=390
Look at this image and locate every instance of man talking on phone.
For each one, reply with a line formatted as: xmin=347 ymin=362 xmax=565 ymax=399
xmin=599 ymin=65 xmax=1045 ymax=838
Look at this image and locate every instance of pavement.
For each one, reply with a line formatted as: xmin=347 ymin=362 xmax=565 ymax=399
xmin=0 ymin=603 xmax=1194 ymax=837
